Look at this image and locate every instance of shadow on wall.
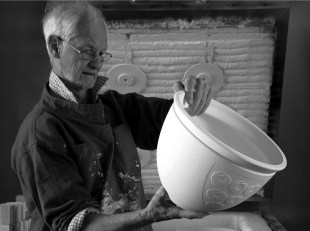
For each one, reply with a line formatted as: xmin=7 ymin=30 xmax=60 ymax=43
xmin=0 ymin=1 xmax=50 ymax=202
xmin=271 ymin=2 xmax=310 ymax=231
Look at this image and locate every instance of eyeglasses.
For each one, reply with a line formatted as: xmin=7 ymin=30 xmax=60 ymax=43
xmin=57 ymin=37 xmax=112 ymax=62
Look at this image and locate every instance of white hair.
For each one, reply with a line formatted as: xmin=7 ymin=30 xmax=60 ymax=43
xmin=42 ymin=1 xmax=107 ymax=54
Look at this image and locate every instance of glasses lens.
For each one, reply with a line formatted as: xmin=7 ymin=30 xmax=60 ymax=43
xmin=101 ymin=53 xmax=112 ymax=62
xmin=80 ymin=51 xmax=112 ymax=62
xmin=82 ymin=50 xmax=96 ymax=60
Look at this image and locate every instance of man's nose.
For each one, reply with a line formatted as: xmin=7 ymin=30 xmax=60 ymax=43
xmin=89 ymin=55 xmax=103 ymax=71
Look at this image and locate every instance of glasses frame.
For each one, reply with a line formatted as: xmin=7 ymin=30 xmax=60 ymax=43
xmin=57 ymin=36 xmax=112 ymax=62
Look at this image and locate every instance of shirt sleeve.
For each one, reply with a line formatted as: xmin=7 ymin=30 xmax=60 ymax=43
xmin=67 ymin=208 xmax=100 ymax=231
xmin=16 ymin=143 xmax=101 ymax=230
xmin=127 ymin=93 xmax=173 ymax=150
xmin=104 ymin=91 xmax=173 ymax=150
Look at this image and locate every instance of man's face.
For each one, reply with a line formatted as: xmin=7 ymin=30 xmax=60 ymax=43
xmin=59 ymin=18 xmax=108 ymax=91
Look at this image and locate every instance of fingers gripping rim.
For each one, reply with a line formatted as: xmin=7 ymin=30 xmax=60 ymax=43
xmin=184 ymin=63 xmax=224 ymax=93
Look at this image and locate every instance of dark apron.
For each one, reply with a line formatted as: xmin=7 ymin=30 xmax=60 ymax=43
xmin=101 ymin=124 xmax=153 ymax=231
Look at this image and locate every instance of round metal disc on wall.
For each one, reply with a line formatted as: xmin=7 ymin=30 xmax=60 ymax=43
xmin=184 ymin=63 xmax=224 ymax=92
xmin=107 ymin=64 xmax=147 ymax=94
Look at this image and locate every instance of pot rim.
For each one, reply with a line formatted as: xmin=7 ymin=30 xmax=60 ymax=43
xmin=173 ymin=91 xmax=287 ymax=172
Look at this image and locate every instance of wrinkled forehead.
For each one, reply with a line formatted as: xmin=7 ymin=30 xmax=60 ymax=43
xmin=70 ymin=13 xmax=108 ymax=48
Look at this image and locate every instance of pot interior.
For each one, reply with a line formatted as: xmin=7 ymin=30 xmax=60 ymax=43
xmin=199 ymin=112 xmax=271 ymax=163
xmin=175 ymin=92 xmax=286 ymax=168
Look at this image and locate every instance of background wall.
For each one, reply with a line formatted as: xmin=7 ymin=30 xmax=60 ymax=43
xmin=271 ymin=2 xmax=310 ymax=230
xmin=0 ymin=1 xmax=50 ymax=202
xmin=0 ymin=1 xmax=309 ymax=230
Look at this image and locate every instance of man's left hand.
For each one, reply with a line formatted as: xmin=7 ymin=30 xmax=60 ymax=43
xmin=173 ymin=75 xmax=213 ymax=116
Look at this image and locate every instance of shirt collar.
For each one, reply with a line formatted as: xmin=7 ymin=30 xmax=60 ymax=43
xmin=49 ymin=71 xmax=108 ymax=104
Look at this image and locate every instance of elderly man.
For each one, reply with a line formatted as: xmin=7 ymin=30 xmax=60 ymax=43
xmin=11 ymin=2 xmax=212 ymax=231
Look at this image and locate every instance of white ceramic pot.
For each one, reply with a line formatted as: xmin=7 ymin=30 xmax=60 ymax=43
xmin=157 ymin=91 xmax=287 ymax=212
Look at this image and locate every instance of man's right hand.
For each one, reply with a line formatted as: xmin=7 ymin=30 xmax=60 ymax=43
xmin=141 ymin=186 xmax=208 ymax=223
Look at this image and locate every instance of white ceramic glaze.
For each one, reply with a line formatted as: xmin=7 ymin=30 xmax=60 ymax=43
xmin=157 ymin=91 xmax=287 ymax=212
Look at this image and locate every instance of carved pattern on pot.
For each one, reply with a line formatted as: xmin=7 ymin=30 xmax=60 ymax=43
xmin=206 ymin=189 xmax=227 ymax=203
xmin=211 ymin=171 xmax=231 ymax=188
xmin=244 ymin=185 xmax=261 ymax=196
xmin=229 ymin=181 xmax=248 ymax=195
xmin=204 ymin=202 xmax=224 ymax=211
xmin=203 ymin=171 xmax=261 ymax=211
xmin=225 ymin=196 xmax=243 ymax=205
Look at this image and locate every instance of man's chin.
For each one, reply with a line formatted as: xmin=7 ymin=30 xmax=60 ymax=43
xmin=82 ymin=74 xmax=97 ymax=87
xmin=85 ymin=80 xmax=97 ymax=90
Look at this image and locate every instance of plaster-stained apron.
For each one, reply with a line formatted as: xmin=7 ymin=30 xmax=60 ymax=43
xmin=101 ymin=124 xmax=153 ymax=231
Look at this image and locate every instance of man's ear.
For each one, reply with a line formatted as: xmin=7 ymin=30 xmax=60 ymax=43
xmin=48 ymin=35 xmax=60 ymax=58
